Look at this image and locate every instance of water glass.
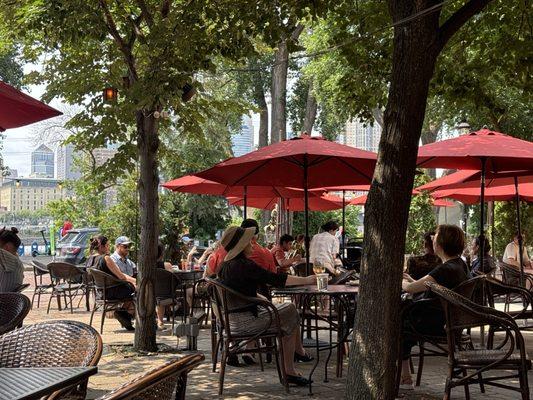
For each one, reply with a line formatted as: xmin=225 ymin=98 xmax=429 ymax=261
xmin=316 ymin=273 xmax=329 ymax=291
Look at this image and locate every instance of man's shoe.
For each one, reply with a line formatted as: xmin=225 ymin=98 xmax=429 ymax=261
xmin=114 ymin=310 xmax=134 ymax=331
xmin=294 ymin=352 xmax=314 ymax=363
xmin=226 ymin=354 xmax=240 ymax=367
xmin=286 ymin=375 xmax=312 ymax=386
xmin=242 ymin=355 xmax=256 ymax=365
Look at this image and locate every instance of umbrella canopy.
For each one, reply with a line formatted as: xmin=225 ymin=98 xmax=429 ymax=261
xmin=350 ymin=192 xmax=455 ymax=206
xmin=197 ymin=134 xmax=377 ymax=188
xmin=162 ymin=174 xmax=324 ymax=198
xmin=0 ymin=81 xmax=62 ymax=131
xmin=228 ymin=193 xmax=344 ymax=212
xmin=417 ymin=128 xmax=533 ymax=172
xmin=433 ymin=181 xmax=533 ymax=204
xmin=432 ymin=198 xmax=456 ymax=207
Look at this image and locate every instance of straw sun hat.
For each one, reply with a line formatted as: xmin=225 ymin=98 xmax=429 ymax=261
xmin=222 ymin=226 xmax=256 ymax=262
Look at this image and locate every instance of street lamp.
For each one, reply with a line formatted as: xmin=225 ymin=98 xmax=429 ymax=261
xmin=454 ymin=119 xmax=471 ymax=135
xmin=103 ymin=87 xmax=118 ymax=102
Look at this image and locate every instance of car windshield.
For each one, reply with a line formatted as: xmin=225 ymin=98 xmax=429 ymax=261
xmin=58 ymin=232 xmax=91 ymax=246
xmin=58 ymin=232 xmax=79 ymax=245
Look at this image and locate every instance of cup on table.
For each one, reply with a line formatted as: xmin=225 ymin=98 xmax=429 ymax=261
xmin=316 ymin=273 xmax=329 ymax=291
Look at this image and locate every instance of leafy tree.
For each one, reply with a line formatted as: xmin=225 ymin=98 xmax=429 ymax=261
xmin=4 ymin=0 xmax=330 ymax=351
xmin=0 ymin=48 xmax=23 ymax=88
xmin=405 ymin=175 xmax=437 ymax=254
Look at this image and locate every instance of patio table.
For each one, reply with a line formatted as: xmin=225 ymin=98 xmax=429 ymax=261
xmin=0 ymin=366 xmax=97 ymax=400
xmin=272 ymin=284 xmax=358 ymax=394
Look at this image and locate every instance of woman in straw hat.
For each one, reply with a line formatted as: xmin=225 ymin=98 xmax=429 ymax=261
xmin=217 ymin=226 xmax=317 ymax=386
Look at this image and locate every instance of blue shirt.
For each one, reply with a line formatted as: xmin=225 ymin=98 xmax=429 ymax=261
xmin=111 ymin=252 xmax=136 ymax=276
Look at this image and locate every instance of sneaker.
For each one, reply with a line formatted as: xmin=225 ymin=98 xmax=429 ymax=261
xmin=286 ymin=375 xmax=312 ymax=386
xmin=294 ymin=352 xmax=314 ymax=363
xmin=242 ymin=355 xmax=256 ymax=365
xmin=226 ymin=354 xmax=240 ymax=367
xmin=114 ymin=310 xmax=134 ymax=331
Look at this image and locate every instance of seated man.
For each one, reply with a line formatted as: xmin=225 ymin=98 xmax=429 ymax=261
xmin=0 ymin=227 xmax=24 ymax=293
xmin=271 ymin=234 xmax=301 ymax=273
xmin=406 ymin=232 xmax=441 ymax=280
xmin=241 ymin=219 xmax=277 ymax=273
xmin=503 ymin=232 xmax=532 ymax=271
xmin=111 ymin=236 xmax=137 ymax=277
xmin=309 ymin=220 xmax=342 ymax=275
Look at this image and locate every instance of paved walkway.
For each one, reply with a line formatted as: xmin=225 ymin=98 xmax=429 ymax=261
xmin=18 ymin=271 xmax=532 ymax=399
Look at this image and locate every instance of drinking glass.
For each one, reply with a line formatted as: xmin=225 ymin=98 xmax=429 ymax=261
xmin=316 ymin=273 xmax=329 ymax=291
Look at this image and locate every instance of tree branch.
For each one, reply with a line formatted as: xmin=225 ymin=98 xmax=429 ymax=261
xmin=98 ymin=0 xmax=139 ymax=80
xmin=438 ymin=0 xmax=493 ymax=50
xmin=161 ymin=0 xmax=170 ymax=18
xmin=135 ymin=0 xmax=154 ymax=27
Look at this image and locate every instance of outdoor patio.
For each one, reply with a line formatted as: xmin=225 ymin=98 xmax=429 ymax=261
xmin=18 ymin=270 xmax=533 ymax=400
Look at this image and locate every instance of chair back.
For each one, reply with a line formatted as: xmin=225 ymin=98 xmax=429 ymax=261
xmin=31 ymin=260 xmax=49 ymax=276
xmin=293 ymin=262 xmax=312 ymax=277
xmin=96 ymin=354 xmax=204 ymax=400
xmin=88 ymin=268 xmax=126 ymax=289
xmin=428 ymin=283 xmax=525 ymax=365
xmin=0 ymin=293 xmax=31 ymax=335
xmin=48 ymin=261 xmax=83 ymax=281
xmin=0 ymin=320 xmax=102 ymax=368
xmin=485 ymin=276 xmax=533 ymax=316
xmin=154 ymin=269 xmax=181 ymax=299
xmin=499 ymin=261 xmax=521 ymax=285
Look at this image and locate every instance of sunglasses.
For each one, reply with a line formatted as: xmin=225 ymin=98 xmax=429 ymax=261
xmin=120 ymin=244 xmax=130 ymax=249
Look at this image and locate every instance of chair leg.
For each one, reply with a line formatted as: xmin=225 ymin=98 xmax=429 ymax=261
xmin=89 ymin=303 xmax=98 ymax=327
xmin=276 ymin=336 xmax=289 ymax=394
xmin=100 ymin=306 xmax=107 ymax=334
xmin=31 ymin=290 xmax=36 ymax=309
xmin=409 ymin=356 xmax=415 ymax=374
xmin=218 ymin=341 xmax=229 ymax=395
xmin=256 ymin=339 xmax=264 ymax=372
xmin=462 ymin=369 xmax=470 ymax=400
xmin=416 ymin=343 xmax=424 ymax=386
xmin=519 ymin=366 xmax=530 ymax=400
xmin=47 ymin=291 xmax=54 ymax=314
xmin=477 ymin=372 xmax=485 ymax=393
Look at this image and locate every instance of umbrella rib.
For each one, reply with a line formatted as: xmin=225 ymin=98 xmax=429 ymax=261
xmin=416 ymin=156 xmax=436 ymax=168
xmin=336 ymin=158 xmax=373 ymax=182
xmin=232 ymin=159 xmax=272 ymax=186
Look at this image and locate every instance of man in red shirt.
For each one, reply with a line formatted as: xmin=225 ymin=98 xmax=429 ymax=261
xmin=241 ymin=219 xmax=277 ymax=273
xmin=271 ymin=234 xmax=301 ymax=273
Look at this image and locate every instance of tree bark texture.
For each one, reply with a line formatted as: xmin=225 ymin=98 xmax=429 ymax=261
xmin=253 ymin=73 xmax=269 ymax=148
xmin=133 ymin=110 xmax=160 ymax=352
xmin=346 ymin=2 xmax=441 ymax=398
xmin=302 ymin=82 xmax=318 ymax=134
xmin=270 ymin=25 xmax=304 ymax=143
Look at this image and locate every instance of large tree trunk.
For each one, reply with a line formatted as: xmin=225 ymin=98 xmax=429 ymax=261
xmin=302 ymin=82 xmax=317 ymax=134
xmin=346 ymin=3 xmax=441 ymax=398
xmin=134 ymin=110 xmax=160 ymax=352
xmin=270 ymin=25 xmax=304 ymax=143
xmin=253 ymin=75 xmax=269 ymax=148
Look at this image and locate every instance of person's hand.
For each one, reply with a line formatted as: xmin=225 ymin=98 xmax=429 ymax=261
xmin=403 ymin=273 xmax=414 ymax=283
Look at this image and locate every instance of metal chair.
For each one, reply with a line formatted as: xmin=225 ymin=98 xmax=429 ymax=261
xmin=88 ymin=268 xmax=136 ymax=333
xmin=96 ymin=353 xmax=204 ymax=400
xmin=400 ymin=276 xmax=485 ymax=388
xmin=428 ymin=282 xmax=531 ymax=400
xmin=0 ymin=293 xmax=31 ymax=335
xmin=47 ymin=262 xmax=86 ymax=314
xmin=154 ymin=268 xmax=184 ymax=331
xmin=12 ymin=283 xmax=30 ymax=293
xmin=30 ymin=260 xmax=52 ymax=308
xmin=206 ymin=277 xmax=289 ymax=395
xmin=0 ymin=320 xmax=103 ymax=400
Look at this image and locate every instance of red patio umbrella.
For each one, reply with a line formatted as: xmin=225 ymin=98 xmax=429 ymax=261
xmin=162 ymin=174 xmax=323 ymax=217
xmin=432 ymin=180 xmax=533 ymax=204
xmin=417 ymin=128 xmax=533 ymax=282
xmin=228 ymin=193 xmax=344 ymax=212
xmin=0 ymin=81 xmax=62 ymax=131
xmin=197 ymin=133 xmax=377 ymax=272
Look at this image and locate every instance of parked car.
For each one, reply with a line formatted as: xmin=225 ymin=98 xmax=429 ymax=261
xmin=55 ymin=227 xmax=99 ymax=265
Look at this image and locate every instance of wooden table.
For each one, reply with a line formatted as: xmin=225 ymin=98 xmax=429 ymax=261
xmin=0 ymin=366 xmax=97 ymax=400
xmin=272 ymin=284 xmax=359 ymax=394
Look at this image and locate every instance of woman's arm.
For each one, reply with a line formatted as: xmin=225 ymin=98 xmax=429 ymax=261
xmin=402 ymin=274 xmax=436 ymax=294
xmin=104 ymin=256 xmax=136 ymax=286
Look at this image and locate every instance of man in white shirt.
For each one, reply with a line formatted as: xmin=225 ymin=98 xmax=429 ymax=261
xmin=309 ymin=221 xmax=342 ymax=275
xmin=503 ymin=232 xmax=532 ymax=271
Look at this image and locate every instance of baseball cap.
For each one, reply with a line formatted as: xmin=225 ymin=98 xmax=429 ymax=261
xmin=115 ymin=236 xmax=133 ymax=246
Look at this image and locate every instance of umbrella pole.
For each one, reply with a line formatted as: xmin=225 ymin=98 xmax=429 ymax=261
xmin=342 ymin=190 xmax=346 ymax=263
xmin=479 ymin=158 xmax=486 ymax=271
xmin=244 ymin=186 xmax=248 ymax=219
xmin=304 ymin=155 xmax=310 ymax=276
xmin=514 ymin=176 xmax=525 ymax=287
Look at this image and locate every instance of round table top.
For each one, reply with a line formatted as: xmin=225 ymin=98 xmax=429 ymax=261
xmin=272 ymin=284 xmax=359 ymax=296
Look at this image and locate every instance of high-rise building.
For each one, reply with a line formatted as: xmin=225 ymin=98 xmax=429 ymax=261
xmin=31 ymin=144 xmax=54 ymax=178
xmin=343 ymin=119 xmax=382 ymax=152
xmin=0 ymin=178 xmax=66 ymax=212
xmin=92 ymin=146 xmax=119 ymax=207
xmin=231 ymin=115 xmax=254 ymax=157
xmin=56 ymin=143 xmax=82 ymax=181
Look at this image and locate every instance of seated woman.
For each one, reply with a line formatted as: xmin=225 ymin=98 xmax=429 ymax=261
xmin=218 ymin=226 xmax=316 ymax=386
xmin=86 ymin=235 xmax=137 ymax=331
xmin=400 ymin=224 xmax=468 ymax=389
xmin=0 ymin=227 xmax=24 ymax=293
xmin=406 ymin=232 xmax=441 ymax=280
xmin=469 ymin=236 xmax=496 ymax=277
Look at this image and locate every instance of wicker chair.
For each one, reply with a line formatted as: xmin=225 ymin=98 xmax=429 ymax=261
xmin=96 ymin=353 xmax=204 ymax=400
xmin=31 ymin=260 xmax=52 ymax=308
xmin=428 ymin=282 xmax=531 ymax=400
xmin=88 ymin=268 xmax=136 ymax=333
xmin=154 ymin=268 xmax=184 ymax=331
xmin=400 ymin=275 xmax=485 ymax=388
xmin=0 ymin=320 xmax=103 ymax=400
xmin=0 ymin=293 xmax=31 ymax=335
xmin=206 ymin=277 xmax=289 ymax=395
xmin=47 ymin=262 xmax=87 ymax=314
